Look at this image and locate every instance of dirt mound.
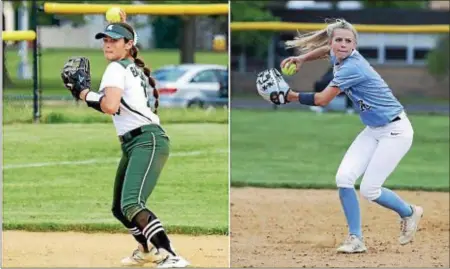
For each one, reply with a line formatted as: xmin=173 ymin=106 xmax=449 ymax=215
xmin=231 ymin=188 xmax=449 ymax=268
xmin=2 ymin=231 xmax=228 ymax=267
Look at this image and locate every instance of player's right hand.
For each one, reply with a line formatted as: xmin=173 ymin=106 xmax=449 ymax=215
xmin=119 ymin=9 xmax=127 ymax=22
xmin=280 ymin=56 xmax=304 ymax=72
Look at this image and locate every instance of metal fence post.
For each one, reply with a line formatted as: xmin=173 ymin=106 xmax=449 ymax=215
xmin=406 ymin=33 xmax=414 ymax=65
xmin=268 ymin=34 xmax=278 ymax=110
xmin=32 ymin=0 xmax=40 ymax=123
xmin=377 ymin=33 xmax=386 ymax=65
xmin=239 ymin=44 xmax=246 ymax=73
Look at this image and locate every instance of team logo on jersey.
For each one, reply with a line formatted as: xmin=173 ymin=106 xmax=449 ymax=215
xmin=345 ymin=90 xmax=371 ymax=112
xmin=357 ymin=100 xmax=372 ymax=112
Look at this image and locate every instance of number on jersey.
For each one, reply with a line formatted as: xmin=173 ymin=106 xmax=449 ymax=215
xmin=130 ymin=66 xmax=151 ymax=108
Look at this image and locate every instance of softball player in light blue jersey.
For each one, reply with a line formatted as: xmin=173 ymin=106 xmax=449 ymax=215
xmin=281 ymin=19 xmax=423 ymax=253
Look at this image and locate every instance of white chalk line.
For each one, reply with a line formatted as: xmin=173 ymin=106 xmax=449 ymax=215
xmin=3 ymin=149 xmax=227 ymax=170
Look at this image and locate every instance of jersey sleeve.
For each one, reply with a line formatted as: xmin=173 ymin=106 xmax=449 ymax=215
xmin=329 ymin=63 xmax=366 ymax=92
xmin=99 ymin=62 xmax=126 ymax=92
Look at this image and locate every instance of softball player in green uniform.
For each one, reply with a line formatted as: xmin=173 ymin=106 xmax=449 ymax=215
xmin=61 ymin=21 xmax=190 ymax=268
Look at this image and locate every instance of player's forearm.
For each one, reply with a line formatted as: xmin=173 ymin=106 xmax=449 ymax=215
xmin=79 ymin=89 xmax=107 ymax=114
xmin=300 ymin=46 xmax=330 ymax=62
xmin=287 ymin=88 xmax=335 ymax=106
xmin=100 ymin=95 xmax=121 ymax=115
xmin=287 ymin=91 xmax=319 ymax=105
xmin=80 ymin=88 xmax=120 ymax=115
xmin=80 ymin=89 xmax=105 ymax=114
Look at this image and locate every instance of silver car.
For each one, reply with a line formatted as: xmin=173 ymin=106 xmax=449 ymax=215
xmin=151 ymin=64 xmax=228 ymax=108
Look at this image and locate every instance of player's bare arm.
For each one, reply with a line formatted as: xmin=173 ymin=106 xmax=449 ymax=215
xmin=286 ymin=85 xmax=341 ymax=106
xmin=303 ymin=45 xmax=330 ymax=61
xmin=79 ymin=87 xmax=122 ymax=115
xmin=280 ymin=45 xmax=330 ymax=71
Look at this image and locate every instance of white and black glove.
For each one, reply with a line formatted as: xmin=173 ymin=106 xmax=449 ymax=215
xmin=256 ymin=68 xmax=291 ymax=105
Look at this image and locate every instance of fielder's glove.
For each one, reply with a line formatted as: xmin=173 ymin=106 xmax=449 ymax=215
xmin=61 ymin=56 xmax=91 ymax=100
xmin=256 ymin=68 xmax=291 ymax=105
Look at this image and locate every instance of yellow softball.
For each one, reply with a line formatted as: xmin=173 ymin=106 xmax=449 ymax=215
xmin=105 ymin=7 xmax=122 ymax=23
xmin=281 ymin=63 xmax=297 ymax=76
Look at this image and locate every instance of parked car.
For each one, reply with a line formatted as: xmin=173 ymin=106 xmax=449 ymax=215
xmin=151 ymin=64 xmax=228 ymax=109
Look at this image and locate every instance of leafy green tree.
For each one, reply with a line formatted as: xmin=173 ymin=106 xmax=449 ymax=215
xmin=427 ymin=35 xmax=449 ymax=80
xmin=361 ymin=0 xmax=428 ymax=9
xmin=231 ymin=1 xmax=280 ymax=57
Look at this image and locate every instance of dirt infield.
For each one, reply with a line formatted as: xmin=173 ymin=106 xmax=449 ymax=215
xmin=2 ymin=231 xmax=228 ymax=267
xmin=231 ymin=188 xmax=449 ymax=268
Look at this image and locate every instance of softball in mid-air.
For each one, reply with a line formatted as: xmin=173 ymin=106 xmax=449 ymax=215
xmin=281 ymin=63 xmax=297 ymax=76
xmin=106 ymin=7 xmax=122 ymax=23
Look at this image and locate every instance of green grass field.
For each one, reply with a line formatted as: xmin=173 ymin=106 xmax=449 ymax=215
xmin=3 ymin=100 xmax=228 ymax=125
xmin=231 ymin=109 xmax=449 ymax=191
xmin=4 ymin=48 xmax=228 ymax=94
xmin=3 ymin=123 xmax=228 ymax=235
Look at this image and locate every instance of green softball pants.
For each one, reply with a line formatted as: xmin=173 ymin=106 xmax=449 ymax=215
xmin=112 ymin=124 xmax=170 ymax=223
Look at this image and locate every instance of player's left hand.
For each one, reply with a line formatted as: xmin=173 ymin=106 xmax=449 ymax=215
xmin=256 ymin=68 xmax=291 ymax=105
xmin=61 ymin=56 xmax=92 ymax=100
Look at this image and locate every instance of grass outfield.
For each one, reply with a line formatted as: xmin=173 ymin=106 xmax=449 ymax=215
xmin=3 ymin=123 xmax=228 ymax=235
xmin=230 ymin=109 xmax=449 ymax=191
xmin=3 ymin=100 xmax=228 ymax=125
xmin=4 ymin=48 xmax=228 ymax=93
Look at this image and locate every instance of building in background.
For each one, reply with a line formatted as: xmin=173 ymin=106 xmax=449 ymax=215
xmin=429 ymin=1 xmax=450 ymax=10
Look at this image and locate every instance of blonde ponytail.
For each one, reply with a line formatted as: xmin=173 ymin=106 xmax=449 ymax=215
xmin=285 ymin=28 xmax=329 ymax=55
xmin=285 ymin=18 xmax=358 ymax=57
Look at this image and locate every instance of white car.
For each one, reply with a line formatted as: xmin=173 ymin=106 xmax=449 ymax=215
xmin=152 ymin=64 xmax=228 ymax=109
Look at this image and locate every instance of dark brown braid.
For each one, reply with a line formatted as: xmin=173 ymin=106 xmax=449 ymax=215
xmin=120 ymin=23 xmax=159 ymax=114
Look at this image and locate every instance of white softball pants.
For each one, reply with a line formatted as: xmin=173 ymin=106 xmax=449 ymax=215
xmin=335 ymin=111 xmax=414 ymax=201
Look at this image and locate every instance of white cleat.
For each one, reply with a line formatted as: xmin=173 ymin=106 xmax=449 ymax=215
xmin=156 ymin=255 xmax=190 ymax=268
xmin=399 ymin=205 xmax=424 ymax=245
xmin=336 ymin=234 xmax=367 ymax=254
xmin=121 ymin=247 xmax=164 ymax=267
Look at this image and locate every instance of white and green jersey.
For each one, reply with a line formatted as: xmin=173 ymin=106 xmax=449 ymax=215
xmin=99 ymin=59 xmax=159 ymax=136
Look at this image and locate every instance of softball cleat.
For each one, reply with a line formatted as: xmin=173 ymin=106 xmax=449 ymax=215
xmin=156 ymin=255 xmax=190 ymax=268
xmin=336 ymin=234 xmax=367 ymax=254
xmin=399 ymin=205 xmax=424 ymax=245
xmin=121 ymin=246 xmax=164 ymax=266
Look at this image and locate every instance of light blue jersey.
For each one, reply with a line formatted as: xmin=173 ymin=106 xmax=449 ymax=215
xmin=329 ymin=50 xmax=404 ymax=127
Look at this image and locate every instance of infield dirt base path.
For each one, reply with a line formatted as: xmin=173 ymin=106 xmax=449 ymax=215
xmin=2 ymin=231 xmax=228 ymax=268
xmin=231 ymin=188 xmax=449 ymax=268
